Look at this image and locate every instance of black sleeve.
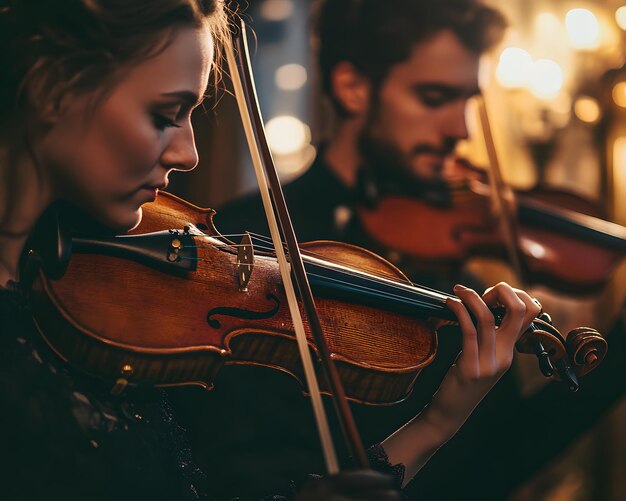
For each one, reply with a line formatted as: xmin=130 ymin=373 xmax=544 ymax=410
xmin=367 ymin=443 xmax=406 ymax=490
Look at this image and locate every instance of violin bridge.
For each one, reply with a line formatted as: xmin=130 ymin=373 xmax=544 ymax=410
xmin=237 ymin=232 xmax=254 ymax=291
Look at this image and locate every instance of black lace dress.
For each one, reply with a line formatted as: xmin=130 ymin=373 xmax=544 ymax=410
xmin=0 ymin=283 xmax=212 ymax=500
xmin=0 ymin=284 xmax=405 ymax=501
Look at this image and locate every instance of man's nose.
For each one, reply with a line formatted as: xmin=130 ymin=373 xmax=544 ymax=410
xmin=160 ymin=120 xmax=199 ymax=172
xmin=442 ymin=100 xmax=469 ymax=141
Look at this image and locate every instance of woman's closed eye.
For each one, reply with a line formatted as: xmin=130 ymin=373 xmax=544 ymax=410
xmin=152 ymin=113 xmax=182 ymax=131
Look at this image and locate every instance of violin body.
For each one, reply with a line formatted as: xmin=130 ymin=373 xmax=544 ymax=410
xmin=26 ymin=192 xmax=606 ymax=403
xmin=28 ymin=192 xmax=439 ymax=405
xmin=356 ymin=166 xmax=626 ymax=293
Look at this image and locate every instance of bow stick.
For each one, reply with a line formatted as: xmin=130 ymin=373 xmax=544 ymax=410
xmin=477 ymin=95 xmax=528 ymax=284
xmin=224 ymin=18 xmax=369 ymax=472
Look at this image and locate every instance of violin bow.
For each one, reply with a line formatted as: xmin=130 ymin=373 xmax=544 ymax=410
xmin=476 ymin=95 xmax=528 ymax=284
xmin=225 ymin=18 xmax=369 ymax=472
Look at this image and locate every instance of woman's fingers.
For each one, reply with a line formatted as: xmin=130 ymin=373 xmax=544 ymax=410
xmin=453 ymin=284 xmax=496 ymax=362
xmin=482 ymin=282 xmax=541 ymax=337
xmin=448 ymin=282 xmax=539 ymax=379
xmin=445 ymin=295 xmax=479 ymax=376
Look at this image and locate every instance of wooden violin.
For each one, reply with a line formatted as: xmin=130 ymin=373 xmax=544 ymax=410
xmin=355 ymin=158 xmax=626 ymax=294
xmin=23 ymin=192 xmax=607 ymax=404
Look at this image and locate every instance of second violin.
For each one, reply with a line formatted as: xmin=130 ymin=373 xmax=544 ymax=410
xmin=355 ymin=158 xmax=626 ymax=294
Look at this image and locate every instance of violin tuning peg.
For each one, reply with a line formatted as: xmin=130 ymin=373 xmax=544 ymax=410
xmin=532 ymin=341 xmax=554 ymax=378
xmin=555 ymin=358 xmax=579 ymax=392
xmin=538 ymin=312 xmax=553 ymax=324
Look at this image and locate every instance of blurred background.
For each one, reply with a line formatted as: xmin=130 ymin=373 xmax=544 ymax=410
xmin=168 ymin=1 xmax=626 ymax=499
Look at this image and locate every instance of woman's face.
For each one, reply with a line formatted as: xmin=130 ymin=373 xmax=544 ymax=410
xmin=39 ymin=26 xmax=214 ymax=231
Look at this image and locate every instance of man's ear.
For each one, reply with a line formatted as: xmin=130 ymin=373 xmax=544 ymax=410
xmin=330 ymin=61 xmax=371 ymax=116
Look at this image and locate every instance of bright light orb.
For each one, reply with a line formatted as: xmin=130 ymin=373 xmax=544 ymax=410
xmin=613 ymin=82 xmax=626 ymax=108
xmin=265 ymin=116 xmax=310 ymax=155
xmin=617 ymin=6 xmax=626 ymax=31
xmin=530 ymin=59 xmax=564 ymax=99
xmin=275 ymin=64 xmax=308 ymax=91
xmin=574 ymin=96 xmax=601 ymax=123
xmin=565 ymin=8 xmax=600 ymax=49
xmin=496 ymin=47 xmax=533 ymax=88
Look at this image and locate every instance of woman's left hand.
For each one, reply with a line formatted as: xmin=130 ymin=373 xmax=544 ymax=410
xmin=380 ymin=281 xmax=540 ymax=486
xmin=427 ymin=281 xmax=541 ymax=440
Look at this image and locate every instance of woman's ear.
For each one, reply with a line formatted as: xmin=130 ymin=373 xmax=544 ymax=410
xmin=26 ymin=76 xmax=67 ymax=128
xmin=37 ymin=95 xmax=65 ymax=127
xmin=330 ymin=61 xmax=371 ymax=116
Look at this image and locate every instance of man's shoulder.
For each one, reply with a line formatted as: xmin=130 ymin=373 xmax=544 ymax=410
xmin=214 ymin=162 xmax=321 ymax=228
xmin=213 ymin=191 xmax=267 ymax=235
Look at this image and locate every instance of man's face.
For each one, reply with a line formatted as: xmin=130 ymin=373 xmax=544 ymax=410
xmin=360 ymin=29 xmax=480 ymax=186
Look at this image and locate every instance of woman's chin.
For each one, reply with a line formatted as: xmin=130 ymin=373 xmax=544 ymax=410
xmin=101 ymin=206 xmax=143 ymax=233
xmin=122 ymin=207 xmax=144 ymax=232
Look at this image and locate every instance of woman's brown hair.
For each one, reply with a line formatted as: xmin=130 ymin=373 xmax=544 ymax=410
xmin=0 ymin=0 xmax=229 ymax=234
xmin=0 ymin=0 xmax=229 ymax=132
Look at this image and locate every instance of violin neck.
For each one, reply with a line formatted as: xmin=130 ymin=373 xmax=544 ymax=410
xmin=301 ymin=255 xmax=457 ymax=321
xmin=518 ymin=195 xmax=626 ymax=251
xmin=301 ymin=255 xmax=525 ymax=330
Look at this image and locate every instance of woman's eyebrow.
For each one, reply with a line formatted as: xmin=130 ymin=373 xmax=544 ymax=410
xmin=159 ymin=90 xmax=201 ymax=107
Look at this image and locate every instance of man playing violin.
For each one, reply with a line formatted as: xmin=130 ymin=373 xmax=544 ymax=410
xmin=214 ymin=0 xmax=626 ymax=499
xmin=218 ymin=0 xmax=502 ymax=287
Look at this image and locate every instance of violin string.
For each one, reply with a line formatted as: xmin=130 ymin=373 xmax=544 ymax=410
xmin=142 ymin=212 xmax=519 ymax=323
xmin=181 ymin=226 xmax=412 ymax=285
xmin=210 ymin=235 xmax=449 ymax=301
xmin=145 ymin=206 xmax=456 ymax=301
xmin=182 ymin=232 xmax=455 ymax=303
xmin=145 ymin=207 xmax=452 ymax=293
xmin=183 ymin=239 xmax=451 ymax=310
xmin=147 ymin=208 xmax=461 ymax=296
xmin=185 ymin=232 xmax=430 ymax=287
xmin=247 ymin=234 xmax=458 ymax=302
xmin=175 ymin=254 xmax=510 ymax=326
xmin=303 ymin=271 xmax=449 ymax=313
xmin=178 ymin=245 xmax=438 ymax=309
xmin=235 ymin=232 xmax=455 ymax=297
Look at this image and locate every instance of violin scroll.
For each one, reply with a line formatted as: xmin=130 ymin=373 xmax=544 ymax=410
xmin=565 ymin=327 xmax=607 ymax=376
xmin=516 ymin=314 xmax=607 ymax=392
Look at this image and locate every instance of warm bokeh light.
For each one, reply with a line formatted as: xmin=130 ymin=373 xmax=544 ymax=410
xmin=530 ymin=59 xmax=564 ymax=98
xmin=565 ymin=8 xmax=600 ymax=49
xmin=574 ymin=96 xmax=601 ymax=123
xmin=265 ymin=115 xmax=310 ymax=155
xmin=613 ymin=82 xmax=626 ymax=107
xmin=275 ymin=64 xmax=308 ymax=91
xmin=616 ymin=6 xmax=626 ymax=30
xmin=613 ymin=137 xmax=626 ymax=224
xmin=259 ymin=0 xmax=294 ymax=21
xmin=496 ymin=47 xmax=533 ymax=88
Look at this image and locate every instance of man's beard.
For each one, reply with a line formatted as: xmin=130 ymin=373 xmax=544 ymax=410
xmin=356 ymin=112 xmax=458 ymax=206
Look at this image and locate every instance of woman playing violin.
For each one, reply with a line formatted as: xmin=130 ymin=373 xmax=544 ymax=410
xmin=0 ymin=0 xmax=540 ymax=499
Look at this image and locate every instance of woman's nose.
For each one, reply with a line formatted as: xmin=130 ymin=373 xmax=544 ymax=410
xmin=160 ymin=120 xmax=199 ymax=172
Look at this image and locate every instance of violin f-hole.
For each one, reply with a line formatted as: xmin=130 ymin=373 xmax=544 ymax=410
xmin=206 ymin=293 xmax=280 ymax=329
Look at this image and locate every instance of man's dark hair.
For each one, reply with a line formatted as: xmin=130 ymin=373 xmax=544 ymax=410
xmin=316 ymin=0 xmax=507 ymax=116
